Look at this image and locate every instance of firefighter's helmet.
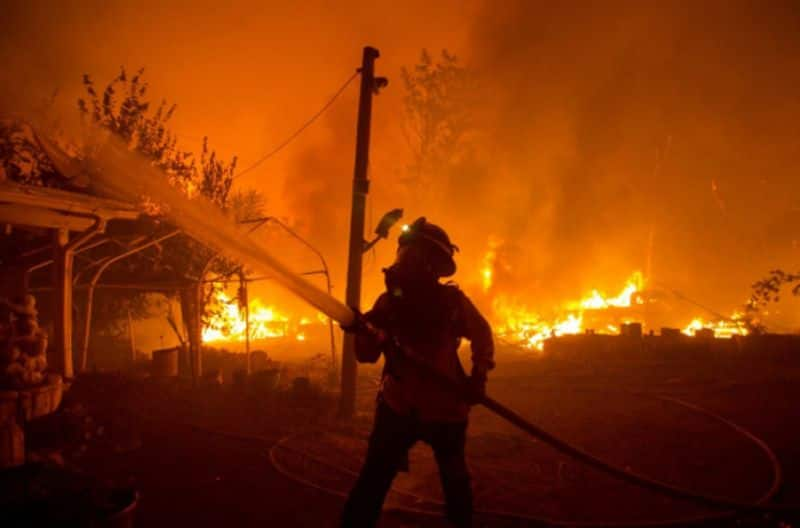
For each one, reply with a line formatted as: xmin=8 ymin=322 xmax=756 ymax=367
xmin=397 ymin=217 xmax=458 ymax=277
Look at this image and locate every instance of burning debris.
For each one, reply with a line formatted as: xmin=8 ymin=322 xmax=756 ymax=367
xmin=681 ymin=314 xmax=749 ymax=339
xmin=201 ymin=287 xmax=325 ymax=346
xmin=489 ymin=271 xmax=646 ymax=351
xmin=482 ymin=259 xmax=748 ymax=351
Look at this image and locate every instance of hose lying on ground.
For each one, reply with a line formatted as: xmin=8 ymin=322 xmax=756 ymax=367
xmin=266 ymin=389 xmax=784 ymax=527
xmin=393 ymin=345 xmax=796 ymax=516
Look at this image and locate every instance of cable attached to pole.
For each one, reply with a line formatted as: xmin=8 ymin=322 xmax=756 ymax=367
xmin=235 ymin=70 xmax=360 ymax=179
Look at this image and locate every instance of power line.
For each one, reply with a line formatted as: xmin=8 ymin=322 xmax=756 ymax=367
xmin=236 ymin=70 xmax=360 ymax=179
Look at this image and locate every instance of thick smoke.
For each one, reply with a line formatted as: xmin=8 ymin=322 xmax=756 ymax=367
xmin=444 ymin=1 xmax=800 ymax=320
xmin=3 ymin=1 xmax=800 ymax=328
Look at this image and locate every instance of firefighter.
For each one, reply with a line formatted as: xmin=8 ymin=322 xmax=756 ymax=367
xmin=341 ymin=217 xmax=495 ymax=528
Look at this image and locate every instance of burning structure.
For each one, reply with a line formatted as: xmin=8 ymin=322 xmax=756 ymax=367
xmin=481 ymin=263 xmax=750 ymax=354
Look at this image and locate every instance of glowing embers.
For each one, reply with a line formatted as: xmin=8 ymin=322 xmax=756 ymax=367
xmin=201 ymin=289 xmax=319 ymax=344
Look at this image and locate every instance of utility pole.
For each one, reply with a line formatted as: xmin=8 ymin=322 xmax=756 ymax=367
xmin=340 ymin=46 xmax=382 ymax=419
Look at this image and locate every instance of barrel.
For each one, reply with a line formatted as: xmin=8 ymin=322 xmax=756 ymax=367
xmin=152 ymin=347 xmax=179 ymax=377
xmin=18 ymin=374 xmax=64 ymax=422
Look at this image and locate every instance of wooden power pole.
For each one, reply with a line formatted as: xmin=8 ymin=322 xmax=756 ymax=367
xmin=339 ymin=46 xmax=381 ymax=419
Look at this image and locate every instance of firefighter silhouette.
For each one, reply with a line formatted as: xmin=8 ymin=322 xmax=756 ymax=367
xmin=341 ymin=217 xmax=495 ymax=527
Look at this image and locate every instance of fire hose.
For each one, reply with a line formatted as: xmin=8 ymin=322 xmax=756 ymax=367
xmin=267 ymin=389 xmax=782 ymax=527
xmin=76 ymin=135 xmax=798 ymax=521
xmin=130 ymin=373 xmax=786 ymax=526
xmin=374 ymin=340 xmax=797 ymax=516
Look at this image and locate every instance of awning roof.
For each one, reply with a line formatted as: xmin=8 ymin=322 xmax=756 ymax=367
xmin=0 ymin=182 xmax=141 ymax=231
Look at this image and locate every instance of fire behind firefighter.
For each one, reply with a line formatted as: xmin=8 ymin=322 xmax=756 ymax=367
xmin=340 ymin=217 xmax=495 ymax=527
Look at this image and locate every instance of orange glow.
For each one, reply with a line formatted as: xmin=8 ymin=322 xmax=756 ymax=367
xmin=4 ymin=3 xmax=797 ymax=356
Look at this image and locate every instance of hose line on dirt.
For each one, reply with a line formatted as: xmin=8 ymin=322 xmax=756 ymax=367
xmin=267 ymin=391 xmax=786 ymax=527
xmin=132 ymin=384 xmax=785 ymax=526
xmin=391 ymin=348 xmax=797 ymax=517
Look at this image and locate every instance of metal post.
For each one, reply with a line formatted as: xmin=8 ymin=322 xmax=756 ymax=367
xmin=51 ymin=217 xmax=105 ymax=379
xmin=79 ymin=230 xmax=180 ymax=371
xmin=192 ymin=281 xmax=203 ymax=382
xmin=340 ymin=46 xmax=380 ymax=419
xmin=241 ymin=217 xmax=340 ymax=386
xmin=52 ymin=229 xmax=73 ymax=379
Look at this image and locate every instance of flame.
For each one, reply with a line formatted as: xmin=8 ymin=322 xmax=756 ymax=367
xmin=492 ymin=271 xmax=644 ymax=351
xmin=496 ymin=311 xmax=584 ymax=352
xmin=569 ymin=271 xmax=644 ymax=310
xmin=489 ymin=262 xmax=747 ymax=351
xmin=481 ymin=264 xmax=493 ymax=293
xmin=201 ymin=287 xmax=329 ymax=346
xmin=480 ymin=236 xmax=502 ymax=293
xmin=202 ymin=289 xmax=293 ymax=343
xmin=681 ymin=312 xmax=748 ymax=338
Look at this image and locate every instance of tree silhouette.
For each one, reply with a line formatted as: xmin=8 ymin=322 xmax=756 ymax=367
xmin=401 ymin=49 xmax=479 ymax=201
xmin=74 ymin=68 xmax=259 ymax=362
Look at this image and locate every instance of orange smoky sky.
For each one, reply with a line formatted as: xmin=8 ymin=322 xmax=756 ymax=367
xmin=3 ymin=1 xmax=800 ymax=328
xmin=0 ymin=0 xmax=476 ymax=311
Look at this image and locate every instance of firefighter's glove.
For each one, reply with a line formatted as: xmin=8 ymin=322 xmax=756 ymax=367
xmin=340 ymin=310 xmax=388 ymax=344
xmin=340 ymin=309 xmax=368 ymax=334
xmin=464 ymin=373 xmax=487 ymax=405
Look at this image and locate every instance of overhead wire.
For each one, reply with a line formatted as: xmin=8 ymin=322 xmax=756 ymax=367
xmin=235 ymin=70 xmax=361 ymax=179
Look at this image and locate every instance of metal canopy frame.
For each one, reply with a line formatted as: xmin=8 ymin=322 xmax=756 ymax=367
xmin=2 ymin=183 xmax=339 ymax=383
xmin=0 ymin=182 xmax=149 ymax=378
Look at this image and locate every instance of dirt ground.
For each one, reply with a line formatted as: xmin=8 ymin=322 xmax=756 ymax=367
xmin=16 ymin=342 xmax=800 ymax=527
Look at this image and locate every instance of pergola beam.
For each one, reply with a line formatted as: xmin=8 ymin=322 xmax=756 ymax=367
xmin=0 ymin=182 xmax=144 ymax=380
xmin=0 ymin=183 xmax=140 ymax=221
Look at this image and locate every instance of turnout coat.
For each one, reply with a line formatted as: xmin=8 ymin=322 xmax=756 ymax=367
xmin=355 ymin=283 xmax=494 ymax=423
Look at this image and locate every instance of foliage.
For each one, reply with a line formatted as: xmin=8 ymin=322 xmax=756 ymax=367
xmin=743 ymin=269 xmax=800 ymax=333
xmin=228 ymin=188 xmax=267 ymax=223
xmin=401 ymin=49 xmax=478 ymax=194
xmin=0 ymin=120 xmax=61 ymax=186
xmin=74 ymin=68 xmax=260 ymax=336
xmin=87 ymin=292 xmax=166 ymax=338
xmin=750 ymin=269 xmax=800 ymax=305
xmin=0 ymin=67 xmax=264 ymax=342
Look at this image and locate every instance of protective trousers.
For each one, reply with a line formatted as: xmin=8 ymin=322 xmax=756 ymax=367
xmin=340 ymin=401 xmax=473 ymax=527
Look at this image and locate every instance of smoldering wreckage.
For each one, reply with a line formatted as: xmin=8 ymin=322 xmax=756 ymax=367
xmin=0 ymin=46 xmax=798 ymax=528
